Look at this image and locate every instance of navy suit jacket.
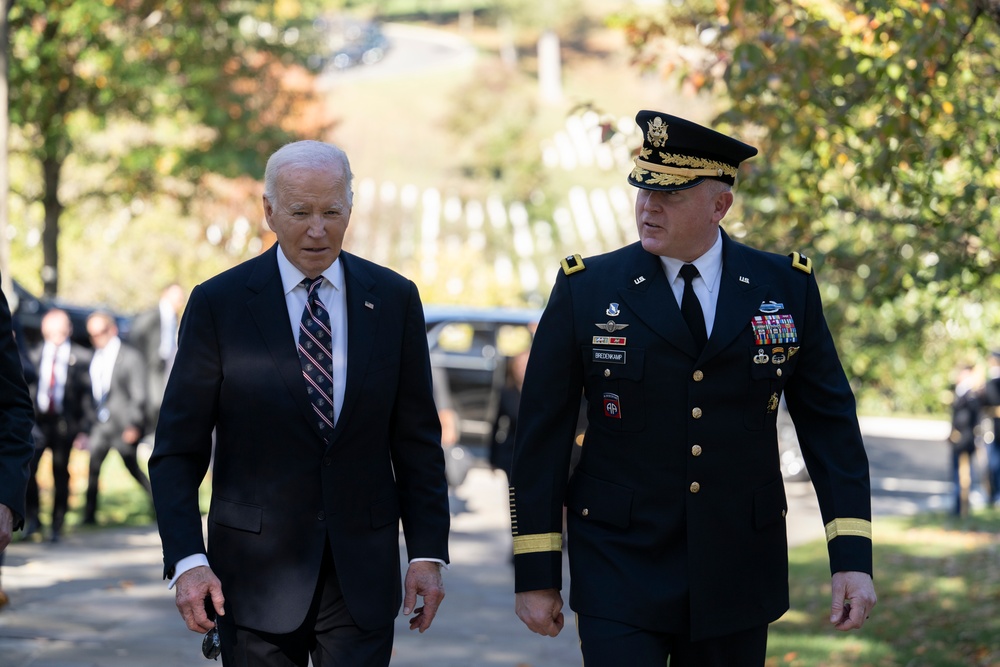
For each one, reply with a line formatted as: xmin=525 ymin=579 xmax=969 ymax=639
xmin=510 ymin=233 xmax=872 ymax=641
xmin=0 ymin=281 xmax=37 ymax=529
xmin=149 ymin=247 xmax=450 ymax=633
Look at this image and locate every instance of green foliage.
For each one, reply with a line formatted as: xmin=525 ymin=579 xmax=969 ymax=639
xmin=614 ymin=1 xmax=1000 ymax=415
xmin=444 ymin=61 xmax=551 ymax=209
xmin=7 ymin=0 xmax=331 ymax=296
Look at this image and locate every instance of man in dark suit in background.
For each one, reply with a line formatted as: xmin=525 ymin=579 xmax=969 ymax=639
xmin=510 ymin=111 xmax=876 ymax=665
xmin=0 ymin=277 xmax=38 ymax=605
xmin=128 ymin=283 xmax=185 ymax=437
xmin=25 ymin=309 xmax=92 ymax=541
xmin=149 ymin=140 xmax=450 ymax=666
xmin=80 ymin=310 xmax=151 ymax=525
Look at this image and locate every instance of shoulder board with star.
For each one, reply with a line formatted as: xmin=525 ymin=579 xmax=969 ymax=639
xmin=789 ymin=251 xmax=812 ymax=275
xmin=560 ymin=254 xmax=585 ymax=276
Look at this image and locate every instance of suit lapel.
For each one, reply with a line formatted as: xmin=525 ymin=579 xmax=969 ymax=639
xmin=245 ymin=247 xmax=320 ymax=435
xmin=701 ymin=232 xmax=768 ymax=361
xmin=617 ymin=244 xmax=702 ymax=359
xmin=331 ymin=253 xmax=380 ymax=444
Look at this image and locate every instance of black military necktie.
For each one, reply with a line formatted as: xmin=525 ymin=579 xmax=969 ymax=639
xmin=679 ymin=264 xmax=708 ymax=351
xmin=298 ymin=277 xmax=335 ymax=432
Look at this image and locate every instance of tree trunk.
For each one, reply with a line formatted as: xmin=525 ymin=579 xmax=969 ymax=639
xmin=41 ymin=156 xmax=63 ymax=298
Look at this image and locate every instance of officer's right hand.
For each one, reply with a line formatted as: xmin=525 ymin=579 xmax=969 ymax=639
xmin=516 ymin=589 xmax=565 ymax=637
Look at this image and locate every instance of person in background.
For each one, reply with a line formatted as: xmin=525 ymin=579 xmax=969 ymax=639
xmin=149 ymin=140 xmax=450 ymax=666
xmin=0 ymin=278 xmax=39 ymax=607
xmin=128 ymin=283 xmax=185 ymax=437
xmin=80 ymin=311 xmax=151 ymax=525
xmin=980 ymin=350 xmax=1000 ymax=508
xmin=509 ymin=111 xmax=876 ymax=666
xmin=24 ymin=309 xmax=92 ymax=542
xmin=490 ymin=350 xmax=529 ymax=481
xmin=949 ymin=363 xmax=980 ymax=516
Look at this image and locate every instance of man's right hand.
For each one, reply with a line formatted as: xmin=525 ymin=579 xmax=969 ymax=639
xmin=175 ymin=565 xmax=225 ymax=633
xmin=515 ymin=588 xmax=565 ymax=637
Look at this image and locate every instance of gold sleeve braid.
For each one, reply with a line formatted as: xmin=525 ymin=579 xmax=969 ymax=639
xmin=824 ymin=518 xmax=872 ymax=542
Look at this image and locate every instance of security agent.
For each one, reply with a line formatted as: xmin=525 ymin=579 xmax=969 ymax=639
xmin=509 ymin=111 xmax=876 ymax=665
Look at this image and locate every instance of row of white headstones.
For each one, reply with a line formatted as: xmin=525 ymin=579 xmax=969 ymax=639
xmin=346 ymin=111 xmax=642 ymax=297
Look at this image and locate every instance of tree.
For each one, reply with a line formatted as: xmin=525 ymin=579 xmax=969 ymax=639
xmin=7 ymin=0 xmax=332 ymax=296
xmin=614 ymin=0 xmax=1000 ymax=414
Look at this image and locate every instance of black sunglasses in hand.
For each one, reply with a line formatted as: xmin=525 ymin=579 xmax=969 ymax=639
xmin=202 ymin=597 xmax=221 ymax=660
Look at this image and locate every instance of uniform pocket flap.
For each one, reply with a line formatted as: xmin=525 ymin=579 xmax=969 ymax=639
xmin=211 ymin=498 xmax=263 ymax=534
xmin=566 ymin=471 xmax=634 ymax=528
xmin=753 ymin=477 xmax=788 ymax=530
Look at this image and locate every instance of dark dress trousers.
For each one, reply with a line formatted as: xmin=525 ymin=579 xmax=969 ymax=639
xmin=510 ymin=233 xmax=873 ymax=642
xmin=27 ymin=341 xmax=92 ymax=532
xmin=0 ymin=281 xmax=37 ymax=531
xmin=149 ymin=247 xmax=450 ymax=634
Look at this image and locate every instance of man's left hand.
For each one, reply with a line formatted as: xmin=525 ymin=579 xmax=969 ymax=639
xmin=830 ymin=570 xmax=877 ymax=631
xmin=402 ymin=561 xmax=445 ymax=633
xmin=0 ymin=503 xmax=14 ymax=551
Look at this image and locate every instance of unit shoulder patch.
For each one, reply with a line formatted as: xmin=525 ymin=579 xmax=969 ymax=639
xmin=789 ymin=251 xmax=813 ymax=275
xmin=560 ymin=254 xmax=586 ymax=276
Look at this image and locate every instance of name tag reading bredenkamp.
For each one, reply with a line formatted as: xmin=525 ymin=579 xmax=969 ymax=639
xmin=592 ymin=349 xmax=626 ymax=364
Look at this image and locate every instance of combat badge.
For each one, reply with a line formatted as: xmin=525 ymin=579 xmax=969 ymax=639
xmin=759 ymin=301 xmax=784 ymax=314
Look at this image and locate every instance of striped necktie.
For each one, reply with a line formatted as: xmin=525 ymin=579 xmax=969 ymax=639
xmin=298 ymin=277 xmax=335 ymax=431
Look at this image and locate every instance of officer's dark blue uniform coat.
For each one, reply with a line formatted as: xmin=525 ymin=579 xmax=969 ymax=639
xmin=510 ymin=232 xmax=872 ymax=642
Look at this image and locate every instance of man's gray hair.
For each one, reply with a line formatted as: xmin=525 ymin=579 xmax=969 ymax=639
xmin=263 ymin=140 xmax=354 ymax=206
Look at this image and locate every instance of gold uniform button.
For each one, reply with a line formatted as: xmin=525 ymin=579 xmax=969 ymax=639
xmin=689 ymin=482 xmax=701 ymax=494
xmin=604 ymin=369 xmax=611 ymax=378
xmin=776 ymin=368 xmax=783 ymax=377
xmin=692 ymin=407 xmax=703 ymax=419
xmin=781 ymin=509 xmax=787 ymax=518
xmin=582 ymin=508 xmax=590 ymax=517
xmin=691 ymin=445 xmax=702 ymax=457
xmin=693 ymin=370 xmax=704 ymax=381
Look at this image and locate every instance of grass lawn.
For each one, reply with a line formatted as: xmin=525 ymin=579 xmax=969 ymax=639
xmin=768 ymin=511 xmax=1000 ymax=666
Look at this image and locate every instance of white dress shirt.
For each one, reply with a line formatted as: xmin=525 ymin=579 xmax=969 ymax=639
xmin=38 ymin=341 xmax=71 ymax=413
xmin=658 ymin=230 xmax=724 ymax=340
xmin=275 ymin=246 xmax=348 ymax=427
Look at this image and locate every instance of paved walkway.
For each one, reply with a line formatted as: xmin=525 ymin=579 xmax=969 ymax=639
xmin=0 ymin=460 xmax=828 ymax=666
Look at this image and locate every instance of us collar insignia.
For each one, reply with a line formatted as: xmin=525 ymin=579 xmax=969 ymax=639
xmin=759 ymin=301 xmax=784 ymax=314
xmin=596 ymin=320 xmax=629 ymax=332
xmin=633 ymin=275 xmax=646 ymax=285
xmin=606 ymin=303 xmax=621 ymax=317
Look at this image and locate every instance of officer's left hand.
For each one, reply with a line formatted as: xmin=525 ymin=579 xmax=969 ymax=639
xmin=403 ymin=561 xmax=445 ymax=633
xmin=830 ymin=570 xmax=876 ymax=630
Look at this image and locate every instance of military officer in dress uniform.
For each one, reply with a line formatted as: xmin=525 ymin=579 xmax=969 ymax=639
xmin=509 ymin=111 xmax=877 ymax=666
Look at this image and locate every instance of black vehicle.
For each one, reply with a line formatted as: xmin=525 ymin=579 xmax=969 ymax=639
xmin=424 ymin=304 xmax=809 ymax=481
xmin=424 ymin=305 xmax=540 ymax=459
xmin=310 ymin=17 xmax=389 ymax=72
xmin=11 ymin=280 xmax=132 ymax=348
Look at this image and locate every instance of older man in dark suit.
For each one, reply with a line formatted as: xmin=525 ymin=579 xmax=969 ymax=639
xmin=510 ymin=111 xmax=876 ymax=666
xmin=149 ymin=140 xmax=450 ymax=666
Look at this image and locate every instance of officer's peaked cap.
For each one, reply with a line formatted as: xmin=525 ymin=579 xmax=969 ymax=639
xmin=628 ymin=110 xmax=758 ymax=192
